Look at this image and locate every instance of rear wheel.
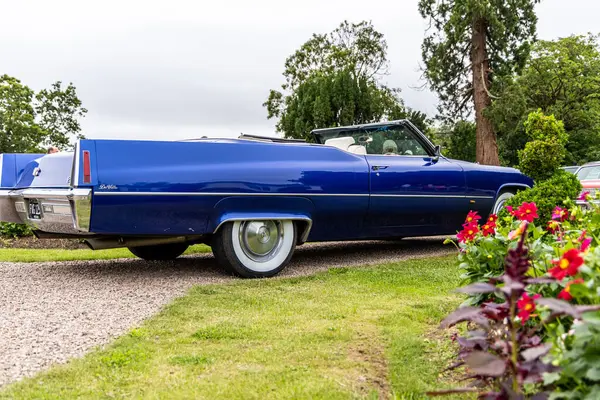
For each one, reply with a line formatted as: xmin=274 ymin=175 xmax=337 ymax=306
xmin=212 ymin=219 xmax=297 ymax=278
xmin=128 ymin=242 xmax=189 ymax=260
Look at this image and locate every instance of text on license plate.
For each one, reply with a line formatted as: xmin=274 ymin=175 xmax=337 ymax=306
xmin=28 ymin=200 xmax=42 ymax=219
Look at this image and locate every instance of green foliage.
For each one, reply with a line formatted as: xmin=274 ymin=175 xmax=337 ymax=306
xmin=517 ymin=111 xmax=569 ymax=181
xmin=264 ymin=21 xmax=429 ymax=140
xmin=549 ymin=311 xmax=600 ymax=399
xmin=490 ymin=34 xmax=600 ymax=165
xmin=523 ymin=110 xmax=568 ymax=144
xmin=0 ymin=75 xmax=87 ymax=154
xmin=0 ymin=222 xmax=33 ymax=238
xmin=433 ymin=120 xmax=476 ymax=162
xmin=503 ymin=170 xmax=582 ymax=223
xmin=418 ymin=0 xmax=540 ymax=119
xmin=519 ymin=140 xmax=565 ymax=182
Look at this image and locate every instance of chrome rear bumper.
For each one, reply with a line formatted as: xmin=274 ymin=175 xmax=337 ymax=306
xmin=0 ymin=188 xmax=92 ymax=235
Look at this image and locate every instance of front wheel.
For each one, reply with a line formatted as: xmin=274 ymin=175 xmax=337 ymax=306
xmin=492 ymin=191 xmax=515 ymax=215
xmin=128 ymin=242 xmax=189 ymax=260
xmin=212 ymin=220 xmax=297 ymax=278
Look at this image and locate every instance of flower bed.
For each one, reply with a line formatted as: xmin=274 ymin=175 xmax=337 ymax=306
xmin=433 ymin=193 xmax=600 ymax=399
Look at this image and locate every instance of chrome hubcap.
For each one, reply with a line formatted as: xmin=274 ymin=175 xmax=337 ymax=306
xmin=239 ymin=220 xmax=283 ymax=262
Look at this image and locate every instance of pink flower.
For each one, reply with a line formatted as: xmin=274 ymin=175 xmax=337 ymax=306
xmin=578 ymin=191 xmax=590 ymax=201
xmin=552 ymin=207 xmax=569 ymax=222
xmin=581 ymin=237 xmax=592 ymax=252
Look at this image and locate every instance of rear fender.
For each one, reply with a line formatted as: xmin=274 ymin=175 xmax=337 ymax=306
xmin=210 ymin=196 xmax=315 ymax=242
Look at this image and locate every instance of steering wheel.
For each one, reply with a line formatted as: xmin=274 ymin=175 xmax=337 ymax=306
xmin=357 ymin=135 xmax=372 ymax=144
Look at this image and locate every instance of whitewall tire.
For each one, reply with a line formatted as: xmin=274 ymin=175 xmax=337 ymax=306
xmin=212 ymin=219 xmax=297 ymax=278
xmin=492 ymin=191 xmax=515 ymax=215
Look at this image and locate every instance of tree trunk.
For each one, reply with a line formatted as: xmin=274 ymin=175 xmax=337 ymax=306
xmin=471 ymin=17 xmax=500 ymax=166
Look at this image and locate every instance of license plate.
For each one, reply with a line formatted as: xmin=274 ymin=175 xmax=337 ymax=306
xmin=28 ymin=200 xmax=42 ymax=219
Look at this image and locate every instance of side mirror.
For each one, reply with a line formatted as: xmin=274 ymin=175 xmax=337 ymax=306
xmin=432 ymin=145 xmax=441 ymax=162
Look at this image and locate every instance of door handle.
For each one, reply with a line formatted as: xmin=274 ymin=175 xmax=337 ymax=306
xmin=371 ymin=165 xmax=389 ymax=171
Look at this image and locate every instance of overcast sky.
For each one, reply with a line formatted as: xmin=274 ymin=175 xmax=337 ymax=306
xmin=1 ymin=0 xmax=599 ymax=141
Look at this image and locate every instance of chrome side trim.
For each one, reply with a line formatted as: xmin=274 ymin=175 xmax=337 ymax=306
xmin=214 ymin=217 xmax=313 ymax=243
xmin=94 ymin=191 xmax=370 ymax=197
xmin=93 ymin=191 xmax=493 ymax=199
xmin=370 ymin=194 xmax=494 ymax=199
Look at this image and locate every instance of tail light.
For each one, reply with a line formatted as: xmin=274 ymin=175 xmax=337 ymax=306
xmin=83 ymin=150 xmax=91 ymax=184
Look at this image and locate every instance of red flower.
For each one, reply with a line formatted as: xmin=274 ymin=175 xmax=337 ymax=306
xmin=465 ymin=211 xmax=481 ymax=223
xmin=514 ymin=202 xmax=538 ymax=223
xmin=488 ymin=214 xmax=498 ymax=223
xmin=552 ymin=206 xmax=569 ymax=222
xmin=482 ymin=222 xmax=496 ymax=237
xmin=457 ymin=222 xmax=479 ymax=243
xmin=547 ymin=220 xmax=560 ymax=234
xmin=517 ymin=293 xmax=541 ymax=323
xmin=549 ymin=249 xmax=584 ymax=280
xmin=557 ymin=279 xmax=585 ymax=301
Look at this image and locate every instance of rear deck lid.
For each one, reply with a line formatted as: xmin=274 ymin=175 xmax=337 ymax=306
xmin=13 ymin=152 xmax=75 ymax=189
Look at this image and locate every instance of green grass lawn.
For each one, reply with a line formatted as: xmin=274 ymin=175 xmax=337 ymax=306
xmin=0 ymin=244 xmax=211 ymax=263
xmin=0 ymin=255 xmax=466 ymax=399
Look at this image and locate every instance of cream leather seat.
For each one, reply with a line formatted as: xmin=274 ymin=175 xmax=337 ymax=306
xmin=324 ymin=137 xmax=356 ymax=151
xmin=348 ymin=145 xmax=367 ymax=155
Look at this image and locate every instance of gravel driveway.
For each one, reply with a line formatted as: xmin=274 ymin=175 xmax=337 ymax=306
xmin=0 ymin=237 xmax=453 ymax=386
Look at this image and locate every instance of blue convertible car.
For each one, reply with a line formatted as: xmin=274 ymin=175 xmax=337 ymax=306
xmin=0 ymin=120 xmax=533 ymax=277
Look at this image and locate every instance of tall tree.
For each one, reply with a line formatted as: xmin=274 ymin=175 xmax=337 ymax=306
xmin=418 ymin=0 xmax=541 ymax=165
xmin=0 ymin=75 xmax=87 ymax=154
xmin=489 ymin=34 xmax=600 ymax=166
xmin=35 ymin=81 xmax=88 ymax=150
xmin=264 ymin=21 xmax=427 ymax=141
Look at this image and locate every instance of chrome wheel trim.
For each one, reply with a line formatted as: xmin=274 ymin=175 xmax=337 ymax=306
xmin=238 ymin=220 xmax=284 ymax=262
xmin=230 ymin=220 xmax=295 ymax=273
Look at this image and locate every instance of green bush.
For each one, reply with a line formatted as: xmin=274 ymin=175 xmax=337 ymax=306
xmin=518 ymin=110 xmax=569 ymax=182
xmin=501 ymin=170 xmax=582 ymax=223
xmin=518 ymin=138 xmax=566 ymax=181
xmin=0 ymin=222 xmax=33 ymax=238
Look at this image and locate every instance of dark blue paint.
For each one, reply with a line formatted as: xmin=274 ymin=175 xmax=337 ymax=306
xmin=0 ymin=154 xmax=44 ymax=188
xmin=3 ymin=133 xmax=534 ymax=241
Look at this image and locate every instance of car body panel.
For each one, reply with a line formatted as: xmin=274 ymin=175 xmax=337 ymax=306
xmin=0 ymin=120 xmax=534 ymax=245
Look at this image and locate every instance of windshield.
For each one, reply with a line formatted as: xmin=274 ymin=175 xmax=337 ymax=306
xmin=561 ymin=166 xmax=580 ymax=174
xmin=576 ymin=165 xmax=600 ymax=180
xmin=316 ymin=124 xmax=431 ymax=156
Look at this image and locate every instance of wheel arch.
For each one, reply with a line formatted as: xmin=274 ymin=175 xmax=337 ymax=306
xmin=210 ymin=196 xmax=315 ymax=244
xmin=211 ymin=212 xmax=313 ymax=244
xmin=495 ymin=183 xmax=531 ymax=199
